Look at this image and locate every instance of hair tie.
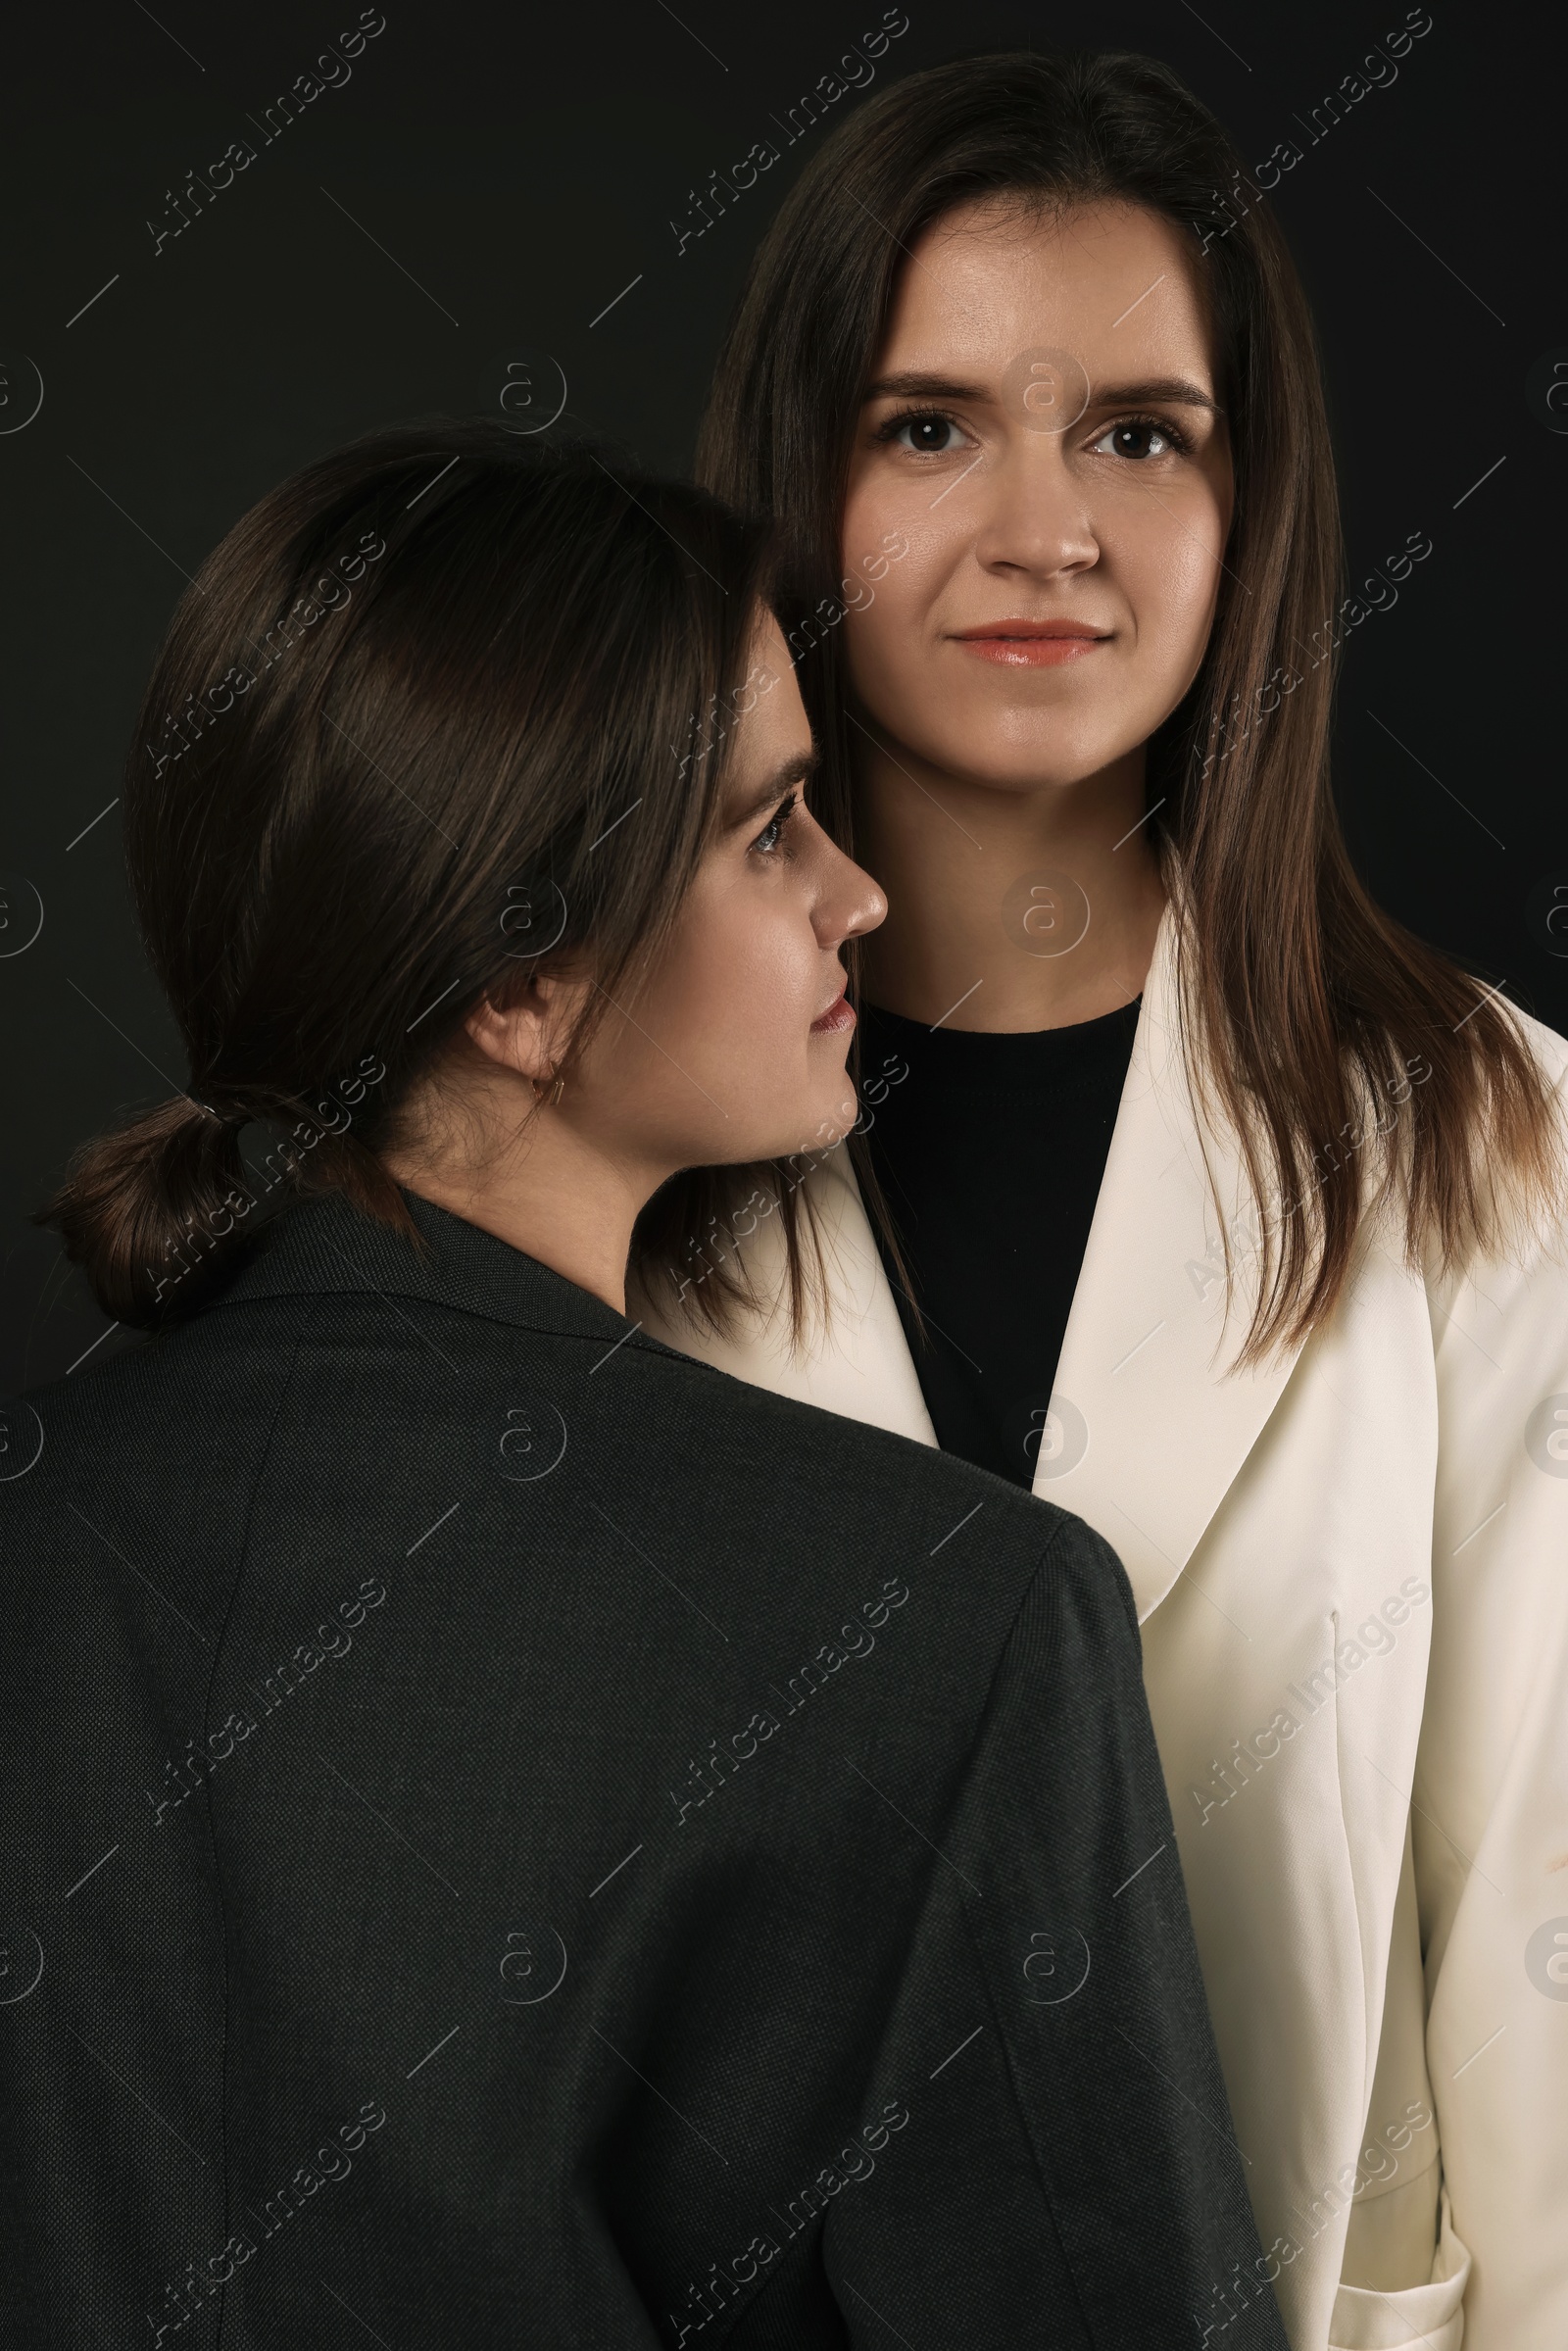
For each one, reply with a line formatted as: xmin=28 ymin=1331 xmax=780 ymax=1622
xmin=185 ymin=1088 xmax=247 ymax=1130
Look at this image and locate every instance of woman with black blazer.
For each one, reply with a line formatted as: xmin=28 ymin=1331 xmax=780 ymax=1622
xmin=0 ymin=419 xmax=1286 ymax=2348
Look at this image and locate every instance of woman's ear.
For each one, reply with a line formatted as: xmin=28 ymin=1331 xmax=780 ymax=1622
xmin=464 ymin=971 xmax=586 ymax=1084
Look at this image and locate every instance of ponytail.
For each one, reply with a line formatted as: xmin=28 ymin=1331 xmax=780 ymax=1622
xmin=38 ymin=1070 xmax=412 ymax=1331
xmin=38 ymin=1096 xmax=251 ymax=1331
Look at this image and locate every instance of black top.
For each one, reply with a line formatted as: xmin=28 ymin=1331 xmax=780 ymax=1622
xmin=858 ymin=996 xmax=1141 ymax=1490
xmin=0 ymin=1188 xmax=1283 ymax=2350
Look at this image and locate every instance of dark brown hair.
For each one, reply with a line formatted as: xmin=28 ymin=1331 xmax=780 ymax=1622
xmin=694 ymin=47 xmax=1566 ymax=1365
xmin=39 ymin=418 xmax=826 ymax=1333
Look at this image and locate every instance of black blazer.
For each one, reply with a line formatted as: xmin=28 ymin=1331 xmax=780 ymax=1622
xmin=0 ymin=1189 xmax=1285 ymax=2349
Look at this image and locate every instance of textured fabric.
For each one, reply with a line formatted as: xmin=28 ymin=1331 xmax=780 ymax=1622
xmin=0 ymin=1189 xmax=1285 ymax=2348
xmin=858 ymin=997 xmax=1140 ymax=1486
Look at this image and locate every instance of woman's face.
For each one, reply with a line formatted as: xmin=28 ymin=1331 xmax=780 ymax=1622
xmin=570 ymin=612 xmax=887 ymax=1174
xmin=841 ymin=197 xmax=1234 ymax=792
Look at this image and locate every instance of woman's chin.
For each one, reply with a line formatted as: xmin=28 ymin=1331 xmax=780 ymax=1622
xmin=756 ymin=1100 xmax=858 ymax=1167
xmin=883 ymin=712 xmax=1144 ymax=796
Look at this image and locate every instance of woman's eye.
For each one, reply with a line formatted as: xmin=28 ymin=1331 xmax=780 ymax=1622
xmin=1092 ymin=417 xmax=1177 ymax=461
xmin=751 ymin=794 xmax=797 ymax=856
xmin=884 ymin=411 xmax=968 ymax=456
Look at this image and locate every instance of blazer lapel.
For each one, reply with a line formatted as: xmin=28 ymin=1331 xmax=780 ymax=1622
xmin=1038 ymin=886 xmax=1311 ymax=1619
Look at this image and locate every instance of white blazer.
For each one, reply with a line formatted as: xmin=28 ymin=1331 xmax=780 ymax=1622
xmin=635 ymin=888 xmax=1568 ymax=2351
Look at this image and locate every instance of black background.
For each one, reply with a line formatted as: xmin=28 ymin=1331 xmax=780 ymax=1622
xmin=2 ymin=0 xmax=1562 ymax=1391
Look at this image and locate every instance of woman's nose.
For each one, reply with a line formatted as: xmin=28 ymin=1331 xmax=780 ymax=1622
xmin=968 ymin=440 xmax=1101 ymax=578
xmin=818 ymin=846 xmax=888 ymax=947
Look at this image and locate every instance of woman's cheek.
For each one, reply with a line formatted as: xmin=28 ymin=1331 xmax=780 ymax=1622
xmin=842 ymin=586 xmax=918 ymax=721
xmin=839 ymin=500 xmax=937 ymax=692
xmin=1123 ymin=530 xmax=1223 ymax=706
xmin=721 ymin=905 xmax=808 ymax=1086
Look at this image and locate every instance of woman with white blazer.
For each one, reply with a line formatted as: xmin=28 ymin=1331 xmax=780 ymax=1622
xmin=628 ymin=47 xmax=1568 ymax=2351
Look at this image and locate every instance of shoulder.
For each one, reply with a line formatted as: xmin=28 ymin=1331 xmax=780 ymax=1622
xmin=1503 ymin=996 xmax=1568 ymax=1090
xmin=10 ymin=1289 xmax=310 ymax=1462
xmin=629 ymin=1327 xmax=1145 ymax=1641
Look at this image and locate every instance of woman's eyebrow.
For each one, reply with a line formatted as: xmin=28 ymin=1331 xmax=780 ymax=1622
xmin=862 ymin=369 xmax=991 ymax=405
xmin=1086 ymin=376 xmax=1219 ymax=412
xmin=861 ymin=368 xmax=1218 ymax=412
xmin=728 ymin=750 xmax=819 ymax=828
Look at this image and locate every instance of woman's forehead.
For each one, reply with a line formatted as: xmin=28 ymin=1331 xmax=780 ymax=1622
xmin=871 ymin=198 xmax=1217 ymax=395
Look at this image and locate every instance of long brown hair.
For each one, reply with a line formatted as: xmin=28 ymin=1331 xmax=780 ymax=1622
xmin=692 ymin=45 xmax=1565 ymax=1366
xmin=39 ymin=418 xmax=825 ymax=1335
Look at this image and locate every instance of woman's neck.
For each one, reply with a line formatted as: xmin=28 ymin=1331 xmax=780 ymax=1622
xmin=852 ymin=729 xmax=1168 ymax=1032
xmin=385 ymin=1082 xmax=658 ymax=1318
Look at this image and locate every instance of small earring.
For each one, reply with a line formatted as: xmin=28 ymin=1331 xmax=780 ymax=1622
xmin=531 ymin=1065 xmax=565 ymax=1106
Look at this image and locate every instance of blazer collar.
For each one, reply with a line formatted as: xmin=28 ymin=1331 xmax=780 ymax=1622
xmin=191 ymin=1185 xmax=637 ymax=1349
xmin=1039 ymin=868 xmax=1311 ymax=1617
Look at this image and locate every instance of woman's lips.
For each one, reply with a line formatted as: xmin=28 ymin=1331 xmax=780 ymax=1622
xmin=953 ymin=620 xmax=1111 ymax=667
xmin=810 ymin=993 xmax=856 ymax=1035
